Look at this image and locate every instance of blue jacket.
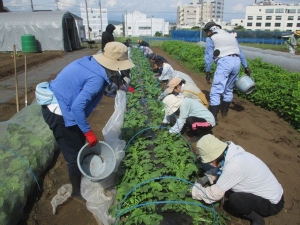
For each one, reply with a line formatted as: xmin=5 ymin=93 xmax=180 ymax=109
xmin=50 ymin=56 xmax=110 ymax=133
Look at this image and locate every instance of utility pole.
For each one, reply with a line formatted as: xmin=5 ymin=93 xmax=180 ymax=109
xmin=85 ymin=0 xmax=91 ymax=41
xmin=55 ymin=0 xmax=59 ymax=11
xmin=200 ymin=0 xmax=204 ymax=41
xmin=30 ymin=0 xmax=34 ymax=11
xmin=99 ymin=0 xmax=102 ymax=35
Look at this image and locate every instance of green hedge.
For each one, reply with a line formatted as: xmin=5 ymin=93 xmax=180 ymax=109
xmin=162 ymin=41 xmax=300 ymax=131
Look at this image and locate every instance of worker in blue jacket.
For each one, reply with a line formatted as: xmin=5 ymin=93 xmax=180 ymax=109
xmin=41 ymin=42 xmax=134 ymax=204
xmin=203 ymin=22 xmax=250 ymax=123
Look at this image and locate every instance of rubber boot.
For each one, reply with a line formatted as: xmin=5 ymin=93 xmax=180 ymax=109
xmin=209 ymin=105 xmax=220 ymax=124
xmin=69 ymin=175 xmax=86 ymax=204
xmin=244 ymin=211 xmax=265 ymax=225
xmin=221 ymin=101 xmax=231 ymax=117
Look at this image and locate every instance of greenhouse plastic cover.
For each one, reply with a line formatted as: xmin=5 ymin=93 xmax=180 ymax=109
xmin=0 ymin=11 xmax=81 ymax=52
xmin=0 ymin=100 xmax=57 ymax=225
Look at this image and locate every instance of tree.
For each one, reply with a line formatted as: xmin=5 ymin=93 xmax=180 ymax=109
xmin=154 ymin=31 xmax=162 ymax=37
xmin=235 ymin=25 xmax=246 ymax=31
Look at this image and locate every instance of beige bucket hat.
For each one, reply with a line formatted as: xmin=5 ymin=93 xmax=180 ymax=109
xmin=93 ymin=42 xmax=135 ymax=71
xmin=294 ymin=30 xmax=300 ymax=36
xmin=167 ymin=77 xmax=182 ymax=93
xmin=163 ymin=94 xmax=184 ymax=116
xmin=196 ymin=134 xmax=228 ymax=163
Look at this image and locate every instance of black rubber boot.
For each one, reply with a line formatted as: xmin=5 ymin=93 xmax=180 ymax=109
xmin=244 ymin=211 xmax=265 ymax=225
xmin=209 ymin=105 xmax=220 ymax=124
xmin=69 ymin=175 xmax=86 ymax=204
xmin=221 ymin=101 xmax=231 ymax=117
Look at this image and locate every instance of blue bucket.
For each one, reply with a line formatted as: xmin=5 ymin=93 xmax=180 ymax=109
xmin=77 ymin=141 xmax=116 ymax=181
xmin=235 ymin=75 xmax=255 ymax=94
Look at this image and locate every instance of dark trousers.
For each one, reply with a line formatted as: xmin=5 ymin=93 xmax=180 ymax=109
xmin=226 ymin=191 xmax=284 ymax=217
xmin=41 ymin=106 xmax=86 ymax=177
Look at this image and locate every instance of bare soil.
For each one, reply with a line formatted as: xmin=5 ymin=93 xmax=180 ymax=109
xmin=0 ymin=46 xmax=299 ymax=225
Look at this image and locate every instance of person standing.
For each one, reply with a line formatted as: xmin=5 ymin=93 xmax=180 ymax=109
xmin=41 ymin=42 xmax=134 ymax=203
xmin=192 ymin=134 xmax=284 ymax=225
xmin=161 ymin=94 xmax=215 ymax=135
xmin=203 ymin=21 xmax=250 ymax=123
xmin=285 ymin=30 xmax=300 ymax=55
xmin=101 ymin=24 xmax=116 ymax=52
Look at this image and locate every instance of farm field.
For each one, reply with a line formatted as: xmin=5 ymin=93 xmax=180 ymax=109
xmin=0 ymin=46 xmax=299 ymax=225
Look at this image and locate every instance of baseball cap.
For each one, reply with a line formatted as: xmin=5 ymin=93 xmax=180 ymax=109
xmin=93 ymin=42 xmax=134 ymax=71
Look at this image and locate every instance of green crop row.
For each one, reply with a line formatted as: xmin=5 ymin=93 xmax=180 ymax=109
xmin=162 ymin=41 xmax=300 ymax=131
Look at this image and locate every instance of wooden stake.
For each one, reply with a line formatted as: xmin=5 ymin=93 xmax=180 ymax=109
xmin=13 ymin=45 xmax=19 ymax=112
xmin=25 ymin=55 xmax=28 ymax=107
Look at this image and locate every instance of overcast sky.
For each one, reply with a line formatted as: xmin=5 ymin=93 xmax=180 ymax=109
xmin=3 ymin=0 xmax=300 ymax=22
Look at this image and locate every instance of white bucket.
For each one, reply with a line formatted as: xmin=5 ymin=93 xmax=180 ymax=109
xmin=77 ymin=141 xmax=116 ymax=182
xmin=235 ymin=75 xmax=255 ymax=94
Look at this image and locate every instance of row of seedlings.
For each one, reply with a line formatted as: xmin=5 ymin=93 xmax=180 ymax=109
xmin=110 ymin=48 xmax=228 ymax=225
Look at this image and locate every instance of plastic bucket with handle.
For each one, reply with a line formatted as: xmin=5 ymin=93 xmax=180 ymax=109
xmin=77 ymin=141 xmax=116 ymax=181
xmin=235 ymin=74 xmax=255 ymax=94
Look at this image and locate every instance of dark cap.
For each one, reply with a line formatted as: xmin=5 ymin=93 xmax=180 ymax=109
xmin=155 ymin=57 xmax=164 ymax=65
xmin=203 ymin=22 xmax=222 ymax=32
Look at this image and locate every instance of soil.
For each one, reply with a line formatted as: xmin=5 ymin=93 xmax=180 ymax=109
xmin=0 ymin=46 xmax=299 ymax=225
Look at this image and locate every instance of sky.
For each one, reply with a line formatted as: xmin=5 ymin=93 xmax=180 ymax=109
xmin=3 ymin=0 xmax=300 ymax=23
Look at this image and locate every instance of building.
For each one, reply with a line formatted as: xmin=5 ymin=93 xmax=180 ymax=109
xmin=232 ymin=0 xmax=300 ymax=31
xmin=123 ymin=11 xmax=169 ymax=37
xmin=177 ymin=0 xmax=224 ymax=27
xmin=80 ymin=2 xmax=108 ymax=40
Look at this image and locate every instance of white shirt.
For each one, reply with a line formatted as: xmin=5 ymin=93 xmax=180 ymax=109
xmin=192 ymin=141 xmax=283 ymax=204
xmin=158 ymin=63 xmax=174 ymax=81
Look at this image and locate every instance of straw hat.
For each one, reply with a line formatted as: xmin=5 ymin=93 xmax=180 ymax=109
xmin=196 ymin=134 xmax=228 ymax=163
xmin=163 ymin=94 xmax=184 ymax=116
xmin=93 ymin=42 xmax=134 ymax=71
xmin=294 ymin=30 xmax=300 ymax=36
xmin=167 ymin=77 xmax=182 ymax=93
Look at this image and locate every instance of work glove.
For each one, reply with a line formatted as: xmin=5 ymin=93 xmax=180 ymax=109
xmin=204 ymin=167 xmax=219 ymax=184
xmin=84 ymin=130 xmax=98 ymax=147
xmin=244 ymin=67 xmax=251 ymax=76
xmin=205 ymin=72 xmax=211 ymax=84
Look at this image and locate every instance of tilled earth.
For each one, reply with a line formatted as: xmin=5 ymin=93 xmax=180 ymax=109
xmin=0 ymin=46 xmax=299 ymax=225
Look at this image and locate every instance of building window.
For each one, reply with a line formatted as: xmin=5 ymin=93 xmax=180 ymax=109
xmin=297 ymin=23 xmax=300 ymax=27
xmin=247 ymin=22 xmax=252 ymax=26
xmin=266 ymin=16 xmax=272 ymax=20
xmin=257 ymin=16 xmax=262 ymax=20
xmin=288 ymin=16 xmax=294 ymax=20
xmin=275 ymin=23 xmax=281 ymax=27
xmin=139 ymin=27 xmax=151 ymax=30
xmin=248 ymin=16 xmax=253 ymax=20
xmin=275 ymin=16 xmax=282 ymax=20
xmin=287 ymin=23 xmax=293 ymax=27
xmin=256 ymin=23 xmax=262 ymax=27
xmin=298 ymin=9 xmax=300 ymax=13
xmin=298 ymin=16 xmax=300 ymax=20
xmin=265 ymin=23 xmax=271 ymax=27
xmin=275 ymin=8 xmax=284 ymax=13
xmin=286 ymin=9 xmax=296 ymax=13
xmin=128 ymin=26 xmax=131 ymax=29
xmin=265 ymin=8 xmax=274 ymax=13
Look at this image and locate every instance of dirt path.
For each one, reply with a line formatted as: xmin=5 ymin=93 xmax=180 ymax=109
xmin=0 ymin=46 xmax=299 ymax=225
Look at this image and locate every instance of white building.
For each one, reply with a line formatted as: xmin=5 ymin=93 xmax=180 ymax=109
xmin=123 ymin=11 xmax=169 ymax=37
xmin=231 ymin=0 xmax=300 ymax=31
xmin=80 ymin=2 xmax=108 ymax=40
xmin=177 ymin=0 xmax=224 ymax=27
